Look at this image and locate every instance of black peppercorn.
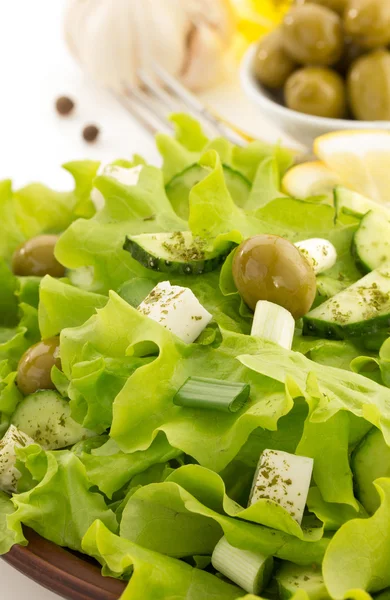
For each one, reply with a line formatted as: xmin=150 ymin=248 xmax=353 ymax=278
xmin=55 ymin=96 xmax=75 ymax=116
xmin=82 ymin=124 xmax=100 ymax=143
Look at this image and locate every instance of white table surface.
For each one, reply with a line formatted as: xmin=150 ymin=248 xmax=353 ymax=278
xmin=0 ymin=1 xmax=293 ymax=597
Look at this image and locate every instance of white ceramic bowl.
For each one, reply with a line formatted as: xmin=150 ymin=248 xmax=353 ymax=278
xmin=240 ymin=44 xmax=390 ymax=148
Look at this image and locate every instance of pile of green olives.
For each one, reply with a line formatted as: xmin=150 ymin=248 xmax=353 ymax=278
xmin=253 ymin=0 xmax=390 ymax=121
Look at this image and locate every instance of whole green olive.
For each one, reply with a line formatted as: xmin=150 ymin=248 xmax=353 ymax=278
xmin=253 ymin=29 xmax=297 ymax=89
xmin=282 ymin=4 xmax=344 ymax=66
xmin=12 ymin=235 xmax=65 ymax=278
xmin=285 ymin=67 xmax=347 ymax=118
xmin=347 ymin=50 xmax=390 ymax=121
xmin=17 ymin=337 xmax=61 ymax=396
xmin=344 ymin=0 xmax=390 ymax=50
xmin=232 ymin=234 xmax=317 ymax=319
xmin=296 ymin=0 xmax=348 ymax=16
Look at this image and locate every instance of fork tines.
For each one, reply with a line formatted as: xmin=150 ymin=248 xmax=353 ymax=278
xmin=113 ymin=63 xmax=248 ymax=146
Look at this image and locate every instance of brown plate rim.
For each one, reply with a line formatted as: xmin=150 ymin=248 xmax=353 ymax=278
xmin=2 ymin=528 xmax=127 ymax=600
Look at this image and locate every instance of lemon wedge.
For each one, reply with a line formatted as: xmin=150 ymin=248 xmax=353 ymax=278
xmin=314 ymin=131 xmax=390 ymax=204
xmin=282 ymin=161 xmax=340 ymax=199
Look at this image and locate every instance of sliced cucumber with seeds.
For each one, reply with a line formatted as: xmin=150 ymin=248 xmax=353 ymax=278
xmin=276 ymin=562 xmax=330 ymax=600
xmin=334 ymin=187 xmax=390 ymax=221
xmin=166 ymin=164 xmax=251 ymax=219
xmin=303 ymin=266 xmax=390 ymax=339
xmin=124 ymin=231 xmax=235 ymax=275
xmin=11 ymin=390 xmax=95 ymax=450
xmin=353 ymin=211 xmax=390 ymax=273
xmin=351 ymin=427 xmax=390 ymax=515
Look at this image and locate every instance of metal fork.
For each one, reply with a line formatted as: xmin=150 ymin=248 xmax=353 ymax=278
xmin=113 ymin=62 xmax=253 ymax=147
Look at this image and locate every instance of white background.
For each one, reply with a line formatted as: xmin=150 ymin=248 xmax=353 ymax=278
xmin=0 ymin=1 xmax=290 ymax=597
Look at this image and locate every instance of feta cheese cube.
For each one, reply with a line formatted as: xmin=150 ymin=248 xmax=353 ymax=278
xmin=249 ymin=449 xmax=314 ymax=524
xmin=138 ymin=281 xmax=212 ymax=344
xmin=91 ymin=164 xmax=143 ymax=211
xmin=295 ymin=238 xmax=337 ymax=275
xmin=0 ymin=425 xmax=35 ymax=493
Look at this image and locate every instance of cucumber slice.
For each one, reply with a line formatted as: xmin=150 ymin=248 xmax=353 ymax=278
xmin=276 ymin=562 xmax=329 ymax=600
xmin=303 ymin=266 xmax=390 ymax=339
xmin=351 ymin=427 xmax=390 ymax=515
xmin=124 ymin=231 xmax=234 ymax=275
xmin=11 ymin=390 xmax=95 ymax=450
xmin=166 ymin=164 xmax=251 ymax=219
xmin=334 ymin=187 xmax=390 ymax=221
xmin=353 ymin=211 xmax=390 ymax=273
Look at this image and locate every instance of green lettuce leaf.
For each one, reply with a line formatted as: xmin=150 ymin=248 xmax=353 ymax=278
xmin=238 ymin=345 xmax=390 ymax=445
xmin=61 ymin=292 xmax=292 ymax=471
xmin=0 ymin=180 xmax=24 ymax=260
xmin=323 ymin=478 xmax=390 ymax=598
xmin=76 ymin=433 xmax=181 ymax=498
xmin=82 ymin=520 xmax=241 ymax=600
xmin=38 ymin=275 xmax=107 ymax=338
xmin=297 ymin=408 xmax=357 ymax=509
xmin=0 ymin=360 xmax=23 ymax=434
xmin=0 ymin=260 xmax=18 ymax=327
xmin=0 ymin=303 xmax=40 ymax=368
xmin=120 ymin=465 xmax=327 ymax=565
xmin=0 ymin=491 xmax=26 ymax=555
xmin=9 ymin=448 xmax=118 ymax=552
xmin=55 ymin=165 xmax=185 ymax=293
xmin=307 ymin=487 xmax=368 ymax=531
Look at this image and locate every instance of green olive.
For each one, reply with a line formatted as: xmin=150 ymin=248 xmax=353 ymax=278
xmin=253 ymin=29 xmax=297 ymax=89
xmin=347 ymin=50 xmax=390 ymax=121
xmin=285 ymin=67 xmax=347 ymax=118
xmin=282 ymin=4 xmax=344 ymax=66
xmin=296 ymin=0 xmax=348 ymax=16
xmin=17 ymin=337 xmax=61 ymax=396
xmin=12 ymin=235 xmax=65 ymax=277
xmin=344 ymin=0 xmax=390 ymax=50
xmin=232 ymin=234 xmax=317 ymax=319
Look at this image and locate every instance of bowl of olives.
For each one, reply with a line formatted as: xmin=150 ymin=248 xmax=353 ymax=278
xmin=241 ymin=0 xmax=390 ymax=147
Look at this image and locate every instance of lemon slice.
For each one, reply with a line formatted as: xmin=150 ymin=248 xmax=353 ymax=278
xmin=314 ymin=131 xmax=390 ymax=204
xmin=282 ymin=161 xmax=340 ymax=199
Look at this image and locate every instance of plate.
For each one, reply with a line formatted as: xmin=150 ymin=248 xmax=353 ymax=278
xmin=3 ymin=528 xmax=127 ymax=600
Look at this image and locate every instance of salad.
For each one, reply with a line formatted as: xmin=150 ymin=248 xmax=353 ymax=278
xmin=1 ymin=114 xmax=390 ymax=600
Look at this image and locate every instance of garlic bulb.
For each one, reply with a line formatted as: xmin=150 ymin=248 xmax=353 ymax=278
xmin=64 ymin=0 xmax=237 ymax=92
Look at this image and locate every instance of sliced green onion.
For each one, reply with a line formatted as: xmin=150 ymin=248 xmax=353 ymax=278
xmin=251 ymin=300 xmax=295 ymax=350
xmin=173 ymin=377 xmax=250 ymax=413
xmin=211 ymin=536 xmax=274 ymax=594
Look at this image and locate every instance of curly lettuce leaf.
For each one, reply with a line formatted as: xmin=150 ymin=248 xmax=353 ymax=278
xmin=0 ymin=491 xmax=26 ymax=555
xmin=61 ymin=292 xmax=291 ymax=471
xmin=0 ymin=360 xmax=23 ymax=434
xmin=76 ymin=433 xmax=181 ymax=498
xmin=120 ymin=465 xmax=327 ymax=565
xmin=323 ymin=479 xmax=390 ymax=598
xmin=82 ymin=520 xmax=241 ymax=600
xmin=55 ymin=165 xmax=185 ymax=293
xmin=38 ymin=275 xmax=107 ymax=338
xmin=238 ymin=345 xmax=390 ymax=445
xmin=244 ymin=157 xmax=286 ymax=211
xmin=9 ymin=447 xmax=118 ymax=552
xmin=122 ymin=464 xmax=322 ymax=545
xmin=308 ymin=487 xmax=368 ymax=531
xmin=297 ymin=407 xmax=357 ymax=509
xmin=0 ymin=180 xmax=24 ymax=260
xmin=0 ymin=303 xmax=39 ymax=368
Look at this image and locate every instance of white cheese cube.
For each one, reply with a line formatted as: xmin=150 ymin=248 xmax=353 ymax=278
xmin=138 ymin=281 xmax=212 ymax=344
xmin=249 ymin=449 xmax=314 ymax=525
xmin=295 ymin=238 xmax=337 ymax=275
xmin=91 ymin=164 xmax=143 ymax=211
xmin=0 ymin=425 xmax=35 ymax=493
